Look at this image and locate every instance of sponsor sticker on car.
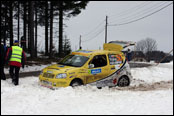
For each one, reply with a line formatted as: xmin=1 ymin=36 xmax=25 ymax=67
xmin=89 ymin=68 xmax=102 ymax=75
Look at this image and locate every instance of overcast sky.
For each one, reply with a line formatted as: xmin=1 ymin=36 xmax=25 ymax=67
xmin=65 ymin=1 xmax=173 ymax=53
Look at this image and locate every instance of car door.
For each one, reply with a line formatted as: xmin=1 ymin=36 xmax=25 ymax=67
xmin=108 ymin=53 xmax=124 ymax=74
xmin=86 ymin=55 xmax=110 ymax=83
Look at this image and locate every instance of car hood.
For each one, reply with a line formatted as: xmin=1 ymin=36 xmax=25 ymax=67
xmin=43 ymin=64 xmax=76 ymax=74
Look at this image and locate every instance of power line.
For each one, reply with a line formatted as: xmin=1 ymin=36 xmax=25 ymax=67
xmin=82 ymin=27 xmax=105 ymax=42
xmin=109 ymin=1 xmax=170 ymax=24
xmin=109 ymin=1 xmax=153 ymax=20
xmin=108 ymin=2 xmax=173 ymax=26
xmin=77 ymin=1 xmax=172 ymax=46
xmin=75 ymin=19 xmax=105 ymax=48
xmin=79 ymin=2 xmax=147 ymax=43
xmin=122 ymin=1 xmax=170 ymax=23
xmin=82 ymin=19 xmax=105 ymax=37
xmin=109 ymin=1 xmax=168 ymax=24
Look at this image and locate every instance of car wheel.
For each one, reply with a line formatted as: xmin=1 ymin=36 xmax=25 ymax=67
xmin=117 ymin=76 xmax=130 ymax=87
xmin=97 ymin=87 xmax=102 ymax=89
xmin=70 ymin=80 xmax=82 ymax=87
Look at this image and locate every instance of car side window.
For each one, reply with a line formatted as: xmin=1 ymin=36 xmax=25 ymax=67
xmin=89 ymin=55 xmax=107 ymax=68
xmin=108 ymin=54 xmax=123 ymax=65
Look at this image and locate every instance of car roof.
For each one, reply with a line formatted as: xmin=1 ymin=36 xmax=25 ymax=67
xmin=71 ymin=50 xmax=122 ymax=57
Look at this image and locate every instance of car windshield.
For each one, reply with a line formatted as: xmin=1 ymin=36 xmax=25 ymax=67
xmin=58 ymin=55 xmax=89 ymax=67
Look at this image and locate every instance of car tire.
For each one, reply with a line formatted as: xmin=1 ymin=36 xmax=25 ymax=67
xmin=97 ymin=87 xmax=102 ymax=89
xmin=70 ymin=80 xmax=82 ymax=87
xmin=117 ymin=76 xmax=130 ymax=87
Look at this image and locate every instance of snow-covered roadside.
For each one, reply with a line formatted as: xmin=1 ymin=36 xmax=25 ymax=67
xmin=131 ymin=61 xmax=173 ymax=84
xmin=4 ymin=63 xmax=56 ymax=74
xmin=1 ymin=62 xmax=173 ymax=115
xmin=1 ymin=77 xmax=173 ymax=115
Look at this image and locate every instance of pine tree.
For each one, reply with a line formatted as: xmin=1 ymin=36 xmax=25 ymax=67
xmin=56 ymin=1 xmax=89 ymax=56
xmin=29 ymin=1 xmax=35 ymax=58
xmin=45 ymin=1 xmax=49 ymax=56
xmin=63 ymin=35 xmax=71 ymax=56
xmin=9 ymin=1 xmax=14 ymax=47
xmin=49 ymin=1 xmax=54 ymax=58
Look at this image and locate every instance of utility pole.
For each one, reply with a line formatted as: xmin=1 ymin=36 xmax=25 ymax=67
xmin=79 ymin=35 xmax=82 ymax=49
xmin=105 ymin=16 xmax=108 ymax=43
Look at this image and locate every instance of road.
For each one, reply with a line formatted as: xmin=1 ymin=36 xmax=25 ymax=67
xmin=5 ymin=71 xmax=41 ymax=79
xmin=5 ymin=62 xmax=153 ymax=78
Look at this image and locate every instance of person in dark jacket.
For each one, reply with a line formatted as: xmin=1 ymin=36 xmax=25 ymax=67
xmin=126 ymin=48 xmax=132 ymax=62
xmin=1 ymin=43 xmax=6 ymax=80
xmin=6 ymin=40 xmax=26 ymax=85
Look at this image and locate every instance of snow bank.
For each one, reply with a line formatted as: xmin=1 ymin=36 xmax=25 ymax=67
xmin=131 ymin=62 xmax=173 ymax=83
xmin=1 ymin=62 xmax=173 ymax=115
xmin=1 ymin=77 xmax=173 ymax=115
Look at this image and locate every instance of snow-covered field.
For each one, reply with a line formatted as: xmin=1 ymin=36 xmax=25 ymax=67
xmin=1 ymin=62 xmax=173 ymax=115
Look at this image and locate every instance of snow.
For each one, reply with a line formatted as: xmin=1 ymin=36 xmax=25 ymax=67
xmin=1 ymin=62 xmax=173 ymax=115
xmin=131 ymin=61 xmax=173 ymax=83
xmin=4 ymin=63 xmax=56 ymax=74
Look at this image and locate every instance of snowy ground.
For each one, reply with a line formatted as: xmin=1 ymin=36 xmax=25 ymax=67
xmin=4 ymin=62 xmax=56 ymax=74
xmin=1 ymin=62 xmax=173 ymax=115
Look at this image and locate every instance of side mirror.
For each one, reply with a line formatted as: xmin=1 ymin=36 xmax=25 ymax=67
xmin=88 ymin=64 xmax=94 ymax=69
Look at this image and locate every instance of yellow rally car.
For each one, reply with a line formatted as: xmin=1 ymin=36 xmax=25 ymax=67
xmin=39 ymin=41 xmax=134 ymax=89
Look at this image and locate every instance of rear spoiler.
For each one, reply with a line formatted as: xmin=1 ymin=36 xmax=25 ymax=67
xmin=103 ymin=40 xmax=135 ymax=51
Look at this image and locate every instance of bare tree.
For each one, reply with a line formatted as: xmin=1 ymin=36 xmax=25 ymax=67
xmin=136 ymin=38 xmax=157 ymax=53
xmin=144 ymin=38 xmax=157 ymax=52
xmin=135 ymin=39 xmax=146 ymax=53
xmin=135 ymin=38 xmax=157 ymax=61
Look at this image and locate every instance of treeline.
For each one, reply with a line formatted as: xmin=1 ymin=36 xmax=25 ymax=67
xmin=0 ymin=1 xmax=89 ymax=58
xmin=131 ymin=50 xmax=173 ymax=63
xmin=133 ymin=38 xmax=173 ymax=63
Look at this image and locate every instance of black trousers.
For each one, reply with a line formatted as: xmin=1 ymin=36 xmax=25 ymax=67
xmin=0 ymin=64 xmax=6 ymax=80
xmin=10 ymin=66 xmax=20 ymax=85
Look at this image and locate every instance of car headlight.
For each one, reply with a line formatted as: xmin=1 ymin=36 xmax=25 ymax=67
xmin=56 ymin=73 xmax=67 ymax=79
